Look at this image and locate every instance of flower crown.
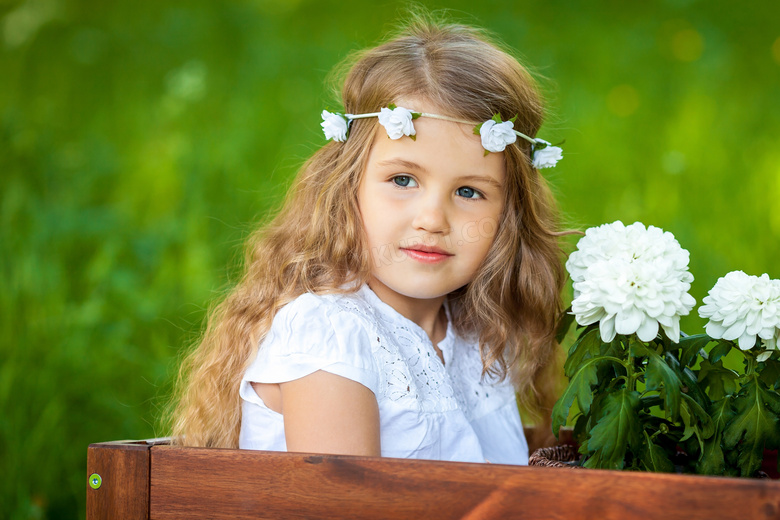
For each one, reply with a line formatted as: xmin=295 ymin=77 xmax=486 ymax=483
xmin=321 ymin=104 xmax=563 ymax=169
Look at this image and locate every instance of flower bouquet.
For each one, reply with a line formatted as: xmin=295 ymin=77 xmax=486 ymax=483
xmin=552 ymin=221 xmax=780 ymax=477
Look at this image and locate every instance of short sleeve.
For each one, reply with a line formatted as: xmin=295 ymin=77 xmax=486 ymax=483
xmin=240 ymin=293 xmax=380 ymax=405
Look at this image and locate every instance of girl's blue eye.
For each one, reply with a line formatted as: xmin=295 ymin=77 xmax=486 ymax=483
xmin=392 ymin=176 xmax=417 ymax=187
xmin=456 ymin=187 xmax=482 ymax=199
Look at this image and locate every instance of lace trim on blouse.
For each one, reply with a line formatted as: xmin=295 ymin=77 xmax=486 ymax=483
xmin=325 ymin=286 xmax=512 ymax=420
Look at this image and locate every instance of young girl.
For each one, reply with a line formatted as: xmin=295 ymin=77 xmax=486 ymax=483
xmin=169 ymin=17 xmax=566 ymax=465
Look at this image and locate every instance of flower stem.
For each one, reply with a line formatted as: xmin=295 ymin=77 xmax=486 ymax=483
xmin=745 ymin=352 xmax=757 ymax=379
xmin=626 ymin=336 xmax=637 ymax=392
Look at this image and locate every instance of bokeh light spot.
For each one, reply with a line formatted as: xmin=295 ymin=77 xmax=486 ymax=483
xmin=165 ymin=61 xmax=208 ymax=102
xmin=662 ymin=150 xmax=687 ymax=175
xmin=2 ymin=0 xmax=58 ymax=47
xmin=672 ymin=29 xmax=704 ymax=62
xmin=607 ymin=84 xmax=640 ymax=117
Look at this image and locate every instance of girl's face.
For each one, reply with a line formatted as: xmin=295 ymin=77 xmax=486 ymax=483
xmin=358 ymin=99 xmax=506 ymax=312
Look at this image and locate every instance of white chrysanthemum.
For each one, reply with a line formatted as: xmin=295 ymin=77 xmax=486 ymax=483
xmin=566 ymin=221 xmax=696 ymax=343
xmin=699 ymin=271 xmax=780 ymax=361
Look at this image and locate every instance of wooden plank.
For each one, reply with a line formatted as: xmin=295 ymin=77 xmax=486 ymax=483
xmin=149 ymin=446 xmax=780 ymax=520
xmin=86 ymin=440 xmax=154 ymax=520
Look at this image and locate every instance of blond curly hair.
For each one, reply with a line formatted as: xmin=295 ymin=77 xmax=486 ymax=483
xmin=167 ymin=16 xmax=567 ymax=448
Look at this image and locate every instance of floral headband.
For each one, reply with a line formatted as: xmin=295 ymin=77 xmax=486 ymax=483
xmin=321 ymin=104 xmax=563 ymax=169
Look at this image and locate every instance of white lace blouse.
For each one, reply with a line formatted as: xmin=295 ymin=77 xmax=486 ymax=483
xmin=238 ymin=285 xmax=528 ymax=465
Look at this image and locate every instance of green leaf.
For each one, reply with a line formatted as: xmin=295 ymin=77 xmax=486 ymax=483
xmin=725 ymin=446 xmax=740 ymax=469
xmin=681 ymin=392 xmax=715 ymax=438
xmin=552 ymin=352 xmax=625 ymax=436
xmin=473 ymin=122 xmax=484 ymax=135
xmin=509 ymin=114 xmax=518 ymax=123
xmin=409 ymin=134 xmax=416 ymax=141
xmin=594 ymin=336 xmax=627 ymax=389
xmin=678 ymin=334 xmax=713 ymax=367
xmin=640 ymin=430 xmax=675 ymax=472
xmin=697 ymin=358 xmax=739 ymax=401
xmin=645 ymin=348 xmax=683 ymax=420
xmin=628 ymin=335 xmax=652 ymax=358
xmin=665 ymin=351 xmax=709 ymax=406
xmin=600 ymin=335 xmax=624 ymax=357
xmin=695 ymin=398 xmax=733 ymax=475
xmin=491 ymin=113 xmax=502 ymax=123
xmin=710 ymin=396 xmax=735 ymax=431
xmin=759 ymin=358 xmax=780 ymax=391
xmin=582 ymin=389 xmax=642 ymax=470
xmin=573 ymin=413 xmax=589 ymax=441
xmin=723 ymin=378 xmax=780 ymax=476
xmin=631 ymin=338 xmax=682 ymax=420
xmin=678 ymin=392 xmax=715 ymax=457
xmin=640 ymin=395 xmax=663 ymax=409
xmin=697 ymin=434 xmax=726 ymax=475
xmin=388 ymin=103 xmax=397 ymax=110
xmin=708 ymin=340 xmax=732 ymax=363
xmin=552 ymin=355 xmax=600 ymax=435
xmin=411 ymin=112 xmax=421 ymax=119
xmin=660 ymin=331 xmax=674 ymax=354
xmin=678 ymin=400 xmax=695 ymax=443
xmin=555 ymin=307 xmax=575 ymax=344
xmin=596 ymin=357 xmax=624 ymax=386
xmin=683 ymin=368 xmax=710 ymax=405
xmin=564 ymin=328 xmax=601 ymax=378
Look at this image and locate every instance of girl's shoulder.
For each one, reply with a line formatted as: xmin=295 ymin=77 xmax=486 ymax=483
xmin=273 ymin=286 xmax=379 ymax=332
xmin=246 ymin=286 xmax=382 ymax=393
xmin=259 ymin=286 xmax=385 ymax=363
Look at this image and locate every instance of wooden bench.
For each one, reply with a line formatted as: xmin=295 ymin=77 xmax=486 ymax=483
xmin=86 ymin=438 xmax=780 ymax=519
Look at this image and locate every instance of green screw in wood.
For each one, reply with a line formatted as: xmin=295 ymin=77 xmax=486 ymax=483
xmin=89 ymin=473 xmax=102 ymax=489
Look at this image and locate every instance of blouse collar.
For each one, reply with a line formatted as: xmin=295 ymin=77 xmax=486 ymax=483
xmin=358 ymin=284 xmax=455 ymax=357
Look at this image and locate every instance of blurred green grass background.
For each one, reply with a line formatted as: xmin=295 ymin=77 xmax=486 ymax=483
xmin=1 ymin=0 xmax=779 ymax=517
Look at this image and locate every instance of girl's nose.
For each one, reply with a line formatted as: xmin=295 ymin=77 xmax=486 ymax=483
xmin=411 ymin=194 xmax=450 ymax=234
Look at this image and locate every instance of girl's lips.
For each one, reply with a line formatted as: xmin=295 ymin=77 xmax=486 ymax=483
xmin=401 ymin=247 xmax=453 ymax=264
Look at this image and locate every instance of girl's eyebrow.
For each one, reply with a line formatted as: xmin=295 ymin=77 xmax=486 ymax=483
xmin=455 ymin=175 xmax=503 ymax=190
xmin=375 ymin=158 xmax=428 ymax=173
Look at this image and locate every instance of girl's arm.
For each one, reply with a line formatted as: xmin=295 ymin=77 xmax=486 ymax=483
xmin=279 ymin=370 xmax=381 ymax=457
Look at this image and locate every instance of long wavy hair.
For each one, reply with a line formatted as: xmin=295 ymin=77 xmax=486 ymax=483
xmin=167 ymin=16 xmax=567 ymax=448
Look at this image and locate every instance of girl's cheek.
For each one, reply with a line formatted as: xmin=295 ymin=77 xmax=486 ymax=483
xmin=457 ymin=216 xmax=500 ymax=244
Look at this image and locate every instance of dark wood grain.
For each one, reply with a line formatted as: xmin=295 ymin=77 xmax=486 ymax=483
xmin=149 ymin=445 xmax=780 ymax=520
xmin=86 ymin=440 xmax=153 ymax=520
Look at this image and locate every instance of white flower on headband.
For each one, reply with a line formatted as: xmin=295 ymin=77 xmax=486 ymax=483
xmin=532 ymin=139 xmax=563 ymax=169
xmin=320 ymin=106 xmax=564 ymax=168
xmin=477 ymin=115 xmax=517 ymax=154
xmin=378 ymin=104 xmax=419 ymax=140
xmin=321 ymin=110 xmax=349 ymax=142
